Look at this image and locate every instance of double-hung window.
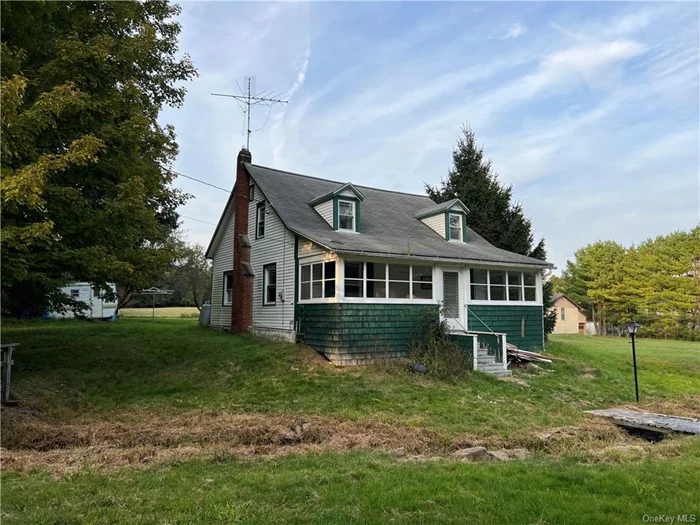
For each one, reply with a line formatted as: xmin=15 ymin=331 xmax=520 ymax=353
xmin=256 ymin=202 xmax=266 ymax=239
xmin=223 ymin=271 xmax=233 ymax=306
xmin=449 ymin=213 xmax=462 ymax=241
xmin=300 ymin=262 xmax=336 ymax=300
xmin=70 ymin=289 xmax=80 ymax=299
xmin=263 ymin=264 xmax=276 ymax=305
xmin=338 ymin=200 xmax=355 ymax=231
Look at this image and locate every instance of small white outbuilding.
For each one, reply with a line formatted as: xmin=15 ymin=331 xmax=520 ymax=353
xmin=51 ymin=282 xmax=118 ymax=320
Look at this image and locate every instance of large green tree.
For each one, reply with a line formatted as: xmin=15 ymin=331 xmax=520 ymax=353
xmin=559 ymin=227 xmax=699 ymax=339
xmin=427 ymin=126 xmax=557 ymax=337
xmin=1 ymin=1 xmax=196 ymax=316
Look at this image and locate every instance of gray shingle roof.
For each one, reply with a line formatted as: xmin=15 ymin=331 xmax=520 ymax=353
xmin=246 ymin=163 xmax=553 ymax=268
xmin=414 ymin=198 xmax=469 ymax=218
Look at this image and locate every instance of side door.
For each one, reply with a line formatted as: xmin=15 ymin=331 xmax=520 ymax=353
xmin=442 ymin=270 xmax=462 ymax=331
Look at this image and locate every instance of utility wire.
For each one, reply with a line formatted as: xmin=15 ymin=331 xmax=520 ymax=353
xmin=179 ymin=214 xmax=217 ymax=226
xmin=168 ymin=169 xmax=231 ymax=194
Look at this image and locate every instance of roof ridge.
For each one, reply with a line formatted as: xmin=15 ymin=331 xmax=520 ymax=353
xmin=246 ymin=163 xmax=433 ymax=200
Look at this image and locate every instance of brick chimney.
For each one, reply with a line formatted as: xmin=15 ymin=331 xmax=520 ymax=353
xmin=231 ymin=148 xmax=253 ymax=333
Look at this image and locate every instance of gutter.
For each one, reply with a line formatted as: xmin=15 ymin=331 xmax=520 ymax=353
xmin=328 ymin=248 xmax=555 ymax=269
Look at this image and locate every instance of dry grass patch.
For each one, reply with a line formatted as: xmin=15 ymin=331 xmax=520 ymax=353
xmin=4 ymin=408 xmax=693 ymax=476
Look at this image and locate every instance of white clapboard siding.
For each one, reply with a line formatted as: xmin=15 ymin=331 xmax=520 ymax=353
xmin=314 ymin=200 xmax=333 ymax=227
xmin=249 ymin=199 xmax=296 ymax=331
xmin=210 ymin=211 xmax=235 ymax=329
xmin=422 ymin=214 xmax=445 ymax=238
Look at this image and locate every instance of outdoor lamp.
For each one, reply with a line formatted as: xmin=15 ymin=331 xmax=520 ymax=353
xmin=626 ymin=321 xmax=641 ymax=402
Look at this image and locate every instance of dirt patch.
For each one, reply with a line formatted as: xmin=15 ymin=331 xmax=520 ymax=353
xmin=497 ymin=375 xmax=529 ymax=386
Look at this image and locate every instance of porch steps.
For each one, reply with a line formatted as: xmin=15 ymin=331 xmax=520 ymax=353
xmin=476 ymin=349 xmax=512 ymax=377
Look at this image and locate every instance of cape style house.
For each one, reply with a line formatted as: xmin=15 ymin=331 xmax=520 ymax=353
xmin=206 ymin=149 xmax=553 ymax=370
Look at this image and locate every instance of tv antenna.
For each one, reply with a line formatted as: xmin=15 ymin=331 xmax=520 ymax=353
xmin=212 ymin=77 xmax=288 ymax=150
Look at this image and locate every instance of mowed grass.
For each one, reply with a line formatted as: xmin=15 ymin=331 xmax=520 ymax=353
xmin=4 ymin=448 xmax=700 ymax=525
xmin=119 ymin=306 xmax=199 ymax=318
xmin=1 ymin=320 xmax=699 ymax=524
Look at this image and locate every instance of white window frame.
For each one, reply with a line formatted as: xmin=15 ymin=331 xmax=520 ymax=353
xmin=448 ymin=213 xmax=463 ymax=242
xmin=256 ymin=202 xmax=266 ymax=239
xmin=263 ymin=264 xmax=276 ymax=306
xmin=338 ymin=200 xmax=356 ymax=232
xmin=70 ymin=289 xmax=80 ymax=299
xmin=223 ymin=271 xmax=233 ymax=306
xmin=341 ymin=260 xmax=435 ymax=303
xmin=561 ymin=308 xmax=566 ymax=321
xmin=299 ymin=261 xmax=336 ymax=301
xmin=468 ymin=268 xmax=540 ymax=305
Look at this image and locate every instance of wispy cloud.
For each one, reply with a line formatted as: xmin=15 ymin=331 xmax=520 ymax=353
xmin=501 ymin=23 xmax=526 ymax=39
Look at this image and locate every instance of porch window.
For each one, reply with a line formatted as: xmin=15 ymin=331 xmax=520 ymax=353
xmin=338 ymin=200 xmax=355 ymax=231
xmin=263 ymin=264 xmax=276 ymax=305
xmin=366 ymin=262 xmax=386 ymax=298
xmin=300 ymin=262 xmax=336 ymax=300
xmin=523 ymin=272 xmax=537 ymax=301
xmin=470 ymin=269 xmax=488 ymax=300
xmin=223 ymin=271 xmax=233 ymax=306
xmin=344 ymin=261 xmax=363 ymax=297
xmin=470 ymin=269 xmax=538 ymax=302
xmin=489 ymin=270 xmax=506 ymax=300
xmin=343 ymin=262 xmax=432 ymax=300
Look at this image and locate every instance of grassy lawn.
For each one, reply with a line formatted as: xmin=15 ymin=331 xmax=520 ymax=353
xmin=119 ymin=306 xmax=199 ymax=318
xmin=1 ymin=319 xmax=698 ymax=523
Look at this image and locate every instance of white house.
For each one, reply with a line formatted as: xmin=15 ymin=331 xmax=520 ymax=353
xmin=205 ymin=149 xmax=553 ymax=371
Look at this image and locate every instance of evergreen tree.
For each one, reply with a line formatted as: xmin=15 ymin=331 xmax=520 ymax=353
xmin=427 ymin=125 xmax=556 ymax=337
xmin=1 ymin=1 xmax=197 ymax=315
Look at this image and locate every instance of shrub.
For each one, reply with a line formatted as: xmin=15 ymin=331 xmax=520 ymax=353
xmin=409 ymin=309 xmax=472 ymax=382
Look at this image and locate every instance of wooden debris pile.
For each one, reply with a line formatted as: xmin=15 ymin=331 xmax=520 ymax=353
xmin=506 ymin=343 xmax=552 ymax=364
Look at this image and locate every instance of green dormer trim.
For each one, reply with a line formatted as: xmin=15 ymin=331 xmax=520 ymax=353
xmin=309 ymin=182 xmax=365 ymax=207
xmin=415 ymin=198 xmax=470 ymax=220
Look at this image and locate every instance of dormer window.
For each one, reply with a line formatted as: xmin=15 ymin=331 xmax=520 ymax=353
xmin=308 ymin=183 xmax=364 ymax=233
xmin=338 ymin=200 xmax=356 ymax=231
xmin=449 ymin=213 xmax=462 ymax=241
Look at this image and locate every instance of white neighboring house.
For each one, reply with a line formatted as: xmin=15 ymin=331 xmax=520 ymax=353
xmin=51 ymin=282 xmax=118 ymax=319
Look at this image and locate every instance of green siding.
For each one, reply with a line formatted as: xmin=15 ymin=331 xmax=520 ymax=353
xmin=448 ymin=333 xmax=475 ymax=362
xmin=296 ymin=303 xmax=437 ymax=363
xmin=467 ymin=305 xmax=544 ymax=350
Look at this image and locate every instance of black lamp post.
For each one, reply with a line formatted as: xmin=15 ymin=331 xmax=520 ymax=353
xmin=626 ymin=321 xmax=641 ymax=402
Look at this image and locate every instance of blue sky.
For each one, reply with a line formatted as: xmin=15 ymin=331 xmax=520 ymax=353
xmin=161 ymin=1 xmax=700 ymax=272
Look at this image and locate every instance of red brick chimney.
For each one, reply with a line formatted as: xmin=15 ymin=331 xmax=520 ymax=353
xmin=231 ymin=148 xmax=253 ymax=333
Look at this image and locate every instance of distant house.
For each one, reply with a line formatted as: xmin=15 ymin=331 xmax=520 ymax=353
xmin=50 ymin=282 xmax=117 ymax=320
xmin=205 ymin=149 xmax=553 ymax=369
xmin=551 ymin=293 xmax=587 ymax=334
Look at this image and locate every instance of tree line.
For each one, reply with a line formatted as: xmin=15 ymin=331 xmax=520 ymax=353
xmin=551 ymin=227 xmax=700 ymax=340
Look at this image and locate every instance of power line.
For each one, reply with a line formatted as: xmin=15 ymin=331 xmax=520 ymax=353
xmin=179 ymin=214 xmax=217 ymax=226
xmin=169 ymin=169 xmax=230 ymax=194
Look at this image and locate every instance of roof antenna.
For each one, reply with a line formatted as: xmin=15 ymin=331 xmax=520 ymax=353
xmin=212 ymin=76 xmax=289 ymax=150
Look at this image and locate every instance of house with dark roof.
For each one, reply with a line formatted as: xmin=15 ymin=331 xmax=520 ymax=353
xmin=206 ymin=149 xmax=553 ymax=372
